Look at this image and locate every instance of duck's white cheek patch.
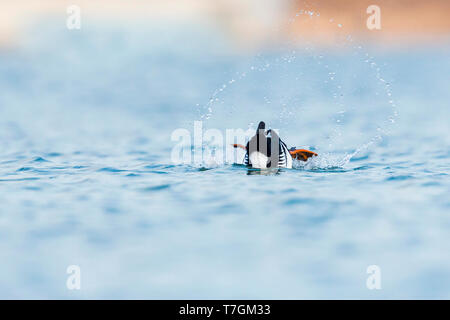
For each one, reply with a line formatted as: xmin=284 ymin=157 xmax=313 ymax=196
xmin=249 ymin=152 xmax=268 ymax=169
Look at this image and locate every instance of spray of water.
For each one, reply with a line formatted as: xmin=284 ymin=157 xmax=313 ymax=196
xmin=197 ymin=6 xmax=398 ymax=170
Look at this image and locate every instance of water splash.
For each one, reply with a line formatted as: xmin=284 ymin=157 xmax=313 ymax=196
xmin=293 ymin=153 xmax=351 ymax=170
xmin=196 ymin=7 xmax=398 ymax=169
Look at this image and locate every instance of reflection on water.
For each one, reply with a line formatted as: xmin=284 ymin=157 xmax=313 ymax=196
xmin=246 ymin=168 xmax=281 ymax=176
xmin=0 ymin=21 xmax=449 ymax=299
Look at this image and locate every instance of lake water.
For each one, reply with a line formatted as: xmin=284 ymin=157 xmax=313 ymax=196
xmin=0 ymin=21 xmax=449 ymax=298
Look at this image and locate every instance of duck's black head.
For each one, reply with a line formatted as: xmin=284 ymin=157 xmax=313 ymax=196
xmin=247 ymin=121 xmax=269 ymax=154
xmin=257 ymin=121 xmax=265 ymax=132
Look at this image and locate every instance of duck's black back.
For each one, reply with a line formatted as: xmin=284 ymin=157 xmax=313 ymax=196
xmin=245 ymin=122 xmax=286 ymax=168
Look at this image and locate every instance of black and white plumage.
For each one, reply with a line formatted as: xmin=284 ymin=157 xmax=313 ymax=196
xmin=243 ymin=121 xmax=293 ymax=169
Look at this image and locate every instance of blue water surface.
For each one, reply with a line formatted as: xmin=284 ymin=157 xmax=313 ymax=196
xmin=0 ymin=20 xmax=449 ymax=299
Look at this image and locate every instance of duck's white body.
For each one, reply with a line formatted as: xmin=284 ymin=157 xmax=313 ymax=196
xmin=249 ymin=152 xmax=269 ymax=169
xmin=246 ymin=141 xmax=293 ymax=169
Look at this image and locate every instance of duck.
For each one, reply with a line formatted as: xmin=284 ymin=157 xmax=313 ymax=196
xmin=233 ymin=121 xmax=318 ymax=169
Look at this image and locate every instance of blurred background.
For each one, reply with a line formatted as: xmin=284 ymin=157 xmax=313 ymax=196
xmin=2 ymin=0 xmax=450 ymax=48
xmin=0 ymin=0 xmax=449 ymax=299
